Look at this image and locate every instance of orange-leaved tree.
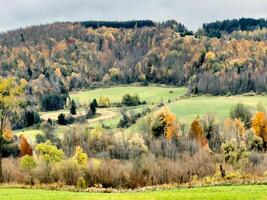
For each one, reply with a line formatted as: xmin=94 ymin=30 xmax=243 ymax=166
xmin=19 ymin=135 xmax=33 ymax=156
xmin=151 ymin=106 xmax=177 ymax=140
xmin=252 ymin=112 xmax=267 ymax=144
xmin=189 ymin=117 xmax=208 ymax=147
xmin=0 ymin=78 xmax=25 ymax=182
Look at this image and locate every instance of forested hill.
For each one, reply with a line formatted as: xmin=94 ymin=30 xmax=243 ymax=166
xmin=0 ymin=19 xmax=266 ymax=105
xmin=201 ymin=18 xmax=267 ymax=38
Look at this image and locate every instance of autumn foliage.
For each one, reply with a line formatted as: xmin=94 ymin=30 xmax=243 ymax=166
xmin=252 ymin=112 xmax=267 ymax=144
xmin=19 ymin=135 xmax=33 ymax=156
xmin=152 ymin=106 xmax=177 ymax=140
xmin=189 ymin=118 xmax=208 ymax=147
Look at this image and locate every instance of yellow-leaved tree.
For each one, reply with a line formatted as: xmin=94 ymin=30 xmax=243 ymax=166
xmin=151 ymin=106 xmax=177 ymax=140
xmin=189 ymin=117 xmax=208 ymax=148
xmin=252 ymin=112 xmax=267 ymax=144
xmin=0 ymin=78 xmax=25 ymax=182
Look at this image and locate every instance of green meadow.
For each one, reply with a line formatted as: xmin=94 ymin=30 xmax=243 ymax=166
xmin=1 ymin=185 xmax=267 ymax=200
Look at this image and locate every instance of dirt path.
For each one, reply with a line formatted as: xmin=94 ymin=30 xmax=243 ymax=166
xmin=87 ymin=108 xmax=119 ymax=123
xmin=40 ymin=108 xmax=119 ymax=123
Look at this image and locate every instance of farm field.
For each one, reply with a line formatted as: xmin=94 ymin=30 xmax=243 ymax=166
xmin=1 ymin=185 xmax=267 ymax=200
xmin=169 ymin=95 xmax=267 ymax=122
xmin=70 ymin=86 xmax=187 ymax=105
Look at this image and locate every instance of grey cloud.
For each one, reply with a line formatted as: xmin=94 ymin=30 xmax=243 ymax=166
xmin=0 ymin=0 xmax=266 ymax=32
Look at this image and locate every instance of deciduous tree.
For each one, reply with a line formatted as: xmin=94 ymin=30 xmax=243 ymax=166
xmin=252 ymin=112 xmax=267 ymax=145
xmin=0 ymin=78 xmax=25 ymax=182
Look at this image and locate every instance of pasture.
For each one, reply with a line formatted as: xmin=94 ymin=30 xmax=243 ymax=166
xmin=70 ymin=86 xmax=187 ymax=105
xmin=1 ymin=185 xmax=267 ymax=200
xmin=169 ymin=95 xmax=267 ymax=122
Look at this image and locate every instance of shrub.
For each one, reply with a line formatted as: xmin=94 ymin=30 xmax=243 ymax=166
xmin=230 ymin=103 xmax=252 ymax=128
xmin=35 ymin=140 xmax=64 ymax=164
xmin=73 ymin=146 xmax=88 ymax=166
xmin=20 ymin=155 xmax=36 ymax=173
xmin=2 ymin=158 xmax=24 ymax=183
xmin=98 ymin=96 xmax=110 ymax=108
xmin=57 ymin=113 xmax=67 ymax=125
xmin=52 ymin=159 xmax=81 ymax=185
xmin=245 ymin=130 xmax=264 ymax=151
xmin=222 ymin=139 xmax=250 ymax=168
xmin=20 ymin=155 xmax=36 ymax=184
xmin=128 ymin=135 xmax=148 ymax=159
xmin=122 ymin=94 xmax=141 ymax=106
xmin=76 ymin=177 xmax=87 ymax=189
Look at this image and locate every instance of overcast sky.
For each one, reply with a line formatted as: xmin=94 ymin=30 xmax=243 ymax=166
xmin=0 ymin=0 xmax=266 ymax=32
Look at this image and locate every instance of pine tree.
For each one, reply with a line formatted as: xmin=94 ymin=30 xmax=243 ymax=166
xmin=70 ymin=100 xmax=77 ymax=115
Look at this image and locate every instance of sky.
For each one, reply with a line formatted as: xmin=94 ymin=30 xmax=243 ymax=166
xmin=0 ymin=0 xmax=266 ymax=32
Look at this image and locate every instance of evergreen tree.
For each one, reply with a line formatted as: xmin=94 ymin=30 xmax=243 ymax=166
xmin=90 ymin=101 xmax=96 ymax=115
xmin=70 ymin=100 xmax=77 ymax=115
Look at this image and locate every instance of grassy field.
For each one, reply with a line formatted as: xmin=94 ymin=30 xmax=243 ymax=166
xmin=1 ymin=185 xmax=267 ymax=200
xmin=169 ymin=95 xmax=267 ymax=122
xmin=70 ymin=86 xmax=187 ymax=105
xmin=13 ymin=86 xmax=267 ymax=139
xmin=14 ymin=125 xmax=70 ymax=142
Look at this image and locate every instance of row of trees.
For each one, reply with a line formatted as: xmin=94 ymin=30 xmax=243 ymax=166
xmin=201 ymin=18 xmax=267 ymax=38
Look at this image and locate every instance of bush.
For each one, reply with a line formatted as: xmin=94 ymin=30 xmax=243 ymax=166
xmin=222 ymin=139 xmax=250 ymax=168
xmin=98 ymin=96 xmax=110 ymax=108
xmin=52 ymin=159 xmax=81 ymax=185
xmin=245 ymin=130 xmax=264 ymax=151
xmin=2 ymin=158 xmax=24 ymax=183
xmin=76 ymin=177 xmax=87 ymax=189
xmin=122 ymin=94 xmax=141 ymax=106
xmin=20 ymin=155 xmax=36 ymax=184
xmin=57 ymin=113 xmax=67 ymax=125
xmin=230 ymin=103 xmax=252 ymax=128
xmin=128 ymin=135 xmax=148 ymax=159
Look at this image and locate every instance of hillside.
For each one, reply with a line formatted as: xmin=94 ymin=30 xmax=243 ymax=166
xmin=0 ymin=20 xmax=266 ymax=104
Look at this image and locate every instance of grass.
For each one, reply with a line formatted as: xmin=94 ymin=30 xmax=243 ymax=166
xmin=14 ymin=125 xmax=70 ymax=142
xmin=70 ymin=86 xmax=187 ymax=105
xmin=13 ymin=129 xmax=42 ymax=142
xmin=168 ymin=95 xmax=267 ymax=123
xmin=1 ymin=185 xmax=267 ymax=200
